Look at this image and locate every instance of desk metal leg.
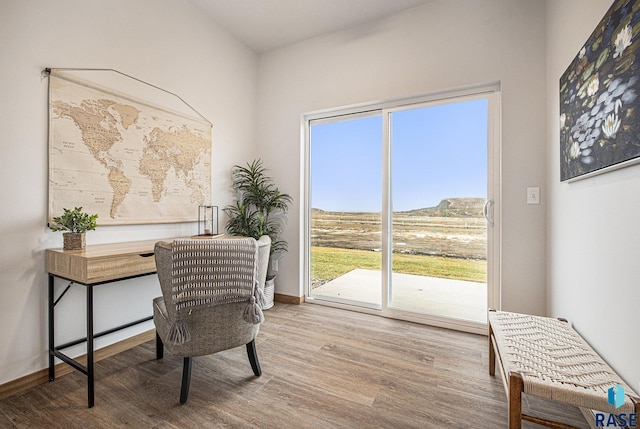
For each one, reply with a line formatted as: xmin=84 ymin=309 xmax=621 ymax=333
xmin=47 ymin=271 xmax=155 ymax=408
xmin=48 ymin=274 xmax=55 ymax=382
xmin=87 ymin=285 xmax=94 ymax=408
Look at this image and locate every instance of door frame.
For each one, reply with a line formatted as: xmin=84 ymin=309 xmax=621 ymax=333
xmin=302 ymin=82 xmax=501 ymax=335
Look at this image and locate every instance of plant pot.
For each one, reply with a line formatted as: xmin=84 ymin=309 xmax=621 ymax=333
xmin=263 ymin=275 xmax=276 ymax=310
xmin=63 ymin=232 xmax=85 ymax=250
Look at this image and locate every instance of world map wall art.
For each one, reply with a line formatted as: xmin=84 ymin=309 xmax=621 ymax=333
xmin=48 ymin=69 xmax=212 ymax=225
xmin=560 ymin=0 xmax=640 ymax=181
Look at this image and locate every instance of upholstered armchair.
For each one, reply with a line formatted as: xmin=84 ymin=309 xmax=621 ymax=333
xmin=153 ymin=235 xmax=271 ymax=404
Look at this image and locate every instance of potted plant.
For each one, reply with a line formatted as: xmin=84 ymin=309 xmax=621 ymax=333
xmin=49 ymin=207 xmax=98 ymax=250
xmin=223 ymin=159 xmax=292 ymax=308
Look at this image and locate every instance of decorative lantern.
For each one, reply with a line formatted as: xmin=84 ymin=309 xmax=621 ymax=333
xmin=198 ymin=205 xmax=218 ymax=236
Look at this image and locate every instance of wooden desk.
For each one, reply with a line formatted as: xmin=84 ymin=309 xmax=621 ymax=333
xmin=46 ymin=239 xmax=171 ymax=408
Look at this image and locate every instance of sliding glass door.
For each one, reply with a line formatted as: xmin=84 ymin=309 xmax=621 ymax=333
xmin=388 ymin=99 xmax=489 ymax=323
xmin=305 ymin=86 xmax=500 ymax=331
xmin=308 ymin=113 xmax=383 ymax=308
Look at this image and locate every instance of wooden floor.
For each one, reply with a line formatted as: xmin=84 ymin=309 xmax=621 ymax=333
xmin=0 ymin=303 xmax=589 ymax=428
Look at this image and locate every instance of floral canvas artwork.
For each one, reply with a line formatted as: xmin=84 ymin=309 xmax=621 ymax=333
xmin=560 ymin=0 xmax=640 ymax=181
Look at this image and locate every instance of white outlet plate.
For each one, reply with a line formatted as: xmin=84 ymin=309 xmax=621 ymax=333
xmin=527 ymin=187 xmax=540 ymax=205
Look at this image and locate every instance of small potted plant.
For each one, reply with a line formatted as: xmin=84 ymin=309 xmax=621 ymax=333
xmin=49 ymin=207 xmax=98 ymax=250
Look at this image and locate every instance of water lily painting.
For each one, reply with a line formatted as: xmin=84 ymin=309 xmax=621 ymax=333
xmin=560 ymin=0 xmax=640 ymax=181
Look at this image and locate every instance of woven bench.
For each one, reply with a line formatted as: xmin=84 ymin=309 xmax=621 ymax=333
xmin=488 ymin=310 xmax=639 ymax=429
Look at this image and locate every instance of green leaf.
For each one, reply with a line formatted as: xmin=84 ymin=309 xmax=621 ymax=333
xmin=224 ymin=159 xmax=292 ymax=255
xmin=50 ymin=207 xmax=98 ymax=233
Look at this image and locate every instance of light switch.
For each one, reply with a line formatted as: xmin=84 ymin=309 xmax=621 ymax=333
xmin=527 ymin=187 xmax=540 ymax=205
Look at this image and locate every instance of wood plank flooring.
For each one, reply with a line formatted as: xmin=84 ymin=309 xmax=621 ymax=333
xmin=0 ymin=303 xmax=589 ymax=428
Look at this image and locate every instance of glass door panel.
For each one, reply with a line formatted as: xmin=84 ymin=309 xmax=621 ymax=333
xmin=389 ymin=99 xmax=488 ymax=323
xmin=309 ymin=114 xmax=383 ymax=308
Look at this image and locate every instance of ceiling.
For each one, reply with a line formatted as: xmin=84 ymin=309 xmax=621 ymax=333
xmin=186 ymin=0 xmax=431 ymax=53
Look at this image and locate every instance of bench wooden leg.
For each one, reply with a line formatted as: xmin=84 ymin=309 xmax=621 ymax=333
xmin=509 ymin=372 xmax=524 ymax=429
xmin=489 ymin=309 xmax=496 ymax=376
xmin=489 ymin=327 xmax=495 ymax=376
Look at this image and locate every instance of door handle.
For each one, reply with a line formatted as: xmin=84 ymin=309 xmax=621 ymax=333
xmin=483 ymin=199 xmax=494 ymax=226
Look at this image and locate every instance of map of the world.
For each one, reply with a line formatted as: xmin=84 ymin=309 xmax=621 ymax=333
xmin=48 ymin=70 xmax=211 ymax=225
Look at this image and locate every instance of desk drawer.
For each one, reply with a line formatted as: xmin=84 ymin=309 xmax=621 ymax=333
xmin=84 ymin=253 xmax=157 ymax=283
xmin=46 ymin=249 xmax=157 ymax=284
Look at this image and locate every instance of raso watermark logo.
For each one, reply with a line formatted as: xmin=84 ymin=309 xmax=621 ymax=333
xmin=594 ymin=384 xmax=638 ymax=428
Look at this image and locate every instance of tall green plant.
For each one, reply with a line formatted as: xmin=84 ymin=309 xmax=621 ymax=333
xmin=224 ymin=159 xmax=292 ymax=255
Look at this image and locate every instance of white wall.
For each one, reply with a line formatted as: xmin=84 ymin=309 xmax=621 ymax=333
xmin=546 ymin=0 xmax=640 ymax=390
xmin=0 ymin=0 xmax=257 ymax=384
xmin=257 ymin=0 xmax=548 ymax=315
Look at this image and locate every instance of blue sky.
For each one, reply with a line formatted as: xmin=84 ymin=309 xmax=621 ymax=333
xmin=311 ymin=98 xmax=488 ymax=212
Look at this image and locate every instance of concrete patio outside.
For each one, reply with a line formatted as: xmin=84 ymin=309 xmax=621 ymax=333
xmin=311 ymin=268 xmax=487 ymax=324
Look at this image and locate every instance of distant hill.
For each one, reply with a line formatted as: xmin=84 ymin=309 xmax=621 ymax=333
xmin=399 ymin=198 xmax=486 ymax=218
xmin=312 ymin=197 xmax=486 ymax=218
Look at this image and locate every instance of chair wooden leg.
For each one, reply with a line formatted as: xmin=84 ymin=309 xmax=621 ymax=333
xmin=155 ymin=331 xmax=164 ymax=360
xmin=246 ymin=340 xmax=262 ymax=376
xmin=180 ymin=357 xmax=192 ymax=404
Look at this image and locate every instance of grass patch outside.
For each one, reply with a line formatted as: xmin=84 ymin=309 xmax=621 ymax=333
xmin=311 ymin=246 xmax=486 ymax=284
